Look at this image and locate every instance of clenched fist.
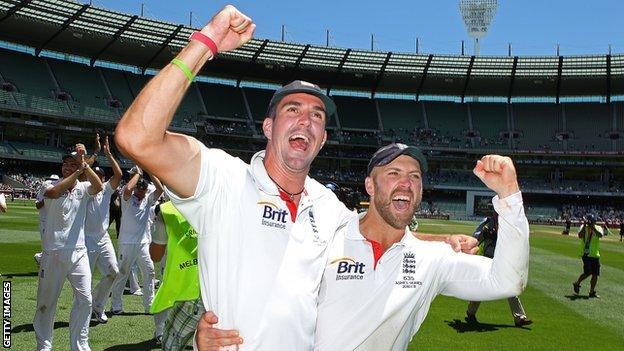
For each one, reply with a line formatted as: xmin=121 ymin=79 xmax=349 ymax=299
xmin=473 ymin=155 xmax=519 ymax=199
xmin=200 ymin=5 xmax=255 ymax=54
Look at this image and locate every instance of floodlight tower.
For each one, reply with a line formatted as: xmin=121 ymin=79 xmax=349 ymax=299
xmin=459 ymin=0 xmax=498 ymax=56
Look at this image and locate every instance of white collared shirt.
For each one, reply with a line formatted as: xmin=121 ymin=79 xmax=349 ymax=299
xmin=119 ymin=186 xmax=157 ymax=244
xmin=84 ymin=181 xmax=115 ymax=244
xmin=315 ymin=192 xmax=529 ymax=351
xmin=165 ymin=142 xmax=353 ymax=351
xmin=42 ymin=180 xmax=93 ymax=251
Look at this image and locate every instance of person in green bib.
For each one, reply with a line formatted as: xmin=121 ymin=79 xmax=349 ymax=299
xmin=572 ymin=214 xmax=604 ymax=298
xmin=150 ymin=201 xmax=204 ymax=349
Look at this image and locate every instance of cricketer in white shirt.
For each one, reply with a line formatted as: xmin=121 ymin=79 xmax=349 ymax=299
xmin=314 ymin=192 xmax=529 ymax=351
xmin=166 ymin=146 xmax=353 ymax=351
xmin=34 ymin=154 xmax=102 ymax=351
xmin=111 ymin=175 xmax=161 ymax=314
xmin=312 ymin=149 xmax=529 ymax=351
xmin=84 ymin=180 xmax=120 ymax=321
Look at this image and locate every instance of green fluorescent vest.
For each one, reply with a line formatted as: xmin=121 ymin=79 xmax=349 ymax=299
xmin=150 ymin=202 xmax=200 ymax=314
xmin=578 ymin=224 xmax=602 ymax=258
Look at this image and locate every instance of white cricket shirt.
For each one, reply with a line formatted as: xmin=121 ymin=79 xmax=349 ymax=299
xmin=84 ymin=181 xmax=115 ymax=244
xmin=42 ymin=180 xmax=93 ymax=251
xmin=315 ymin=192 xmax=529 ymax=351
xmin=165 ymin=144 xmax=353 ymax=351
xmin=119 ymin=186 xmax=157 ymax=244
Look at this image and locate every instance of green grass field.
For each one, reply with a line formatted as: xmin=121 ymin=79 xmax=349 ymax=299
xmin=1 ymin=199 xmax=623 ymax=350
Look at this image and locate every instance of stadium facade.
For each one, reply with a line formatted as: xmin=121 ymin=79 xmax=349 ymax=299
xmin=0 ymin=0 xmax=623 ymax=222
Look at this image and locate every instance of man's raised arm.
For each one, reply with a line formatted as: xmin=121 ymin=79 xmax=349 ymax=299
xmin=115 ymin=5 xmax=255 ymax=198
xmin=440 ymin=155 xmax=529 ymax=301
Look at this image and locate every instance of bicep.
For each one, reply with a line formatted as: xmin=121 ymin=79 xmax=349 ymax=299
xmin=438 ymin=254 xmax=500 ymax=300
xmin=132 ymin=132 xmax=201 ymax=199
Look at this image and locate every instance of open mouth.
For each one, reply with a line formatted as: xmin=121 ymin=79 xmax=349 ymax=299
xmin=391 ymin=194 xmax=411 ymax=212
xmin=289 ymin=133 xmax=310 ymax=151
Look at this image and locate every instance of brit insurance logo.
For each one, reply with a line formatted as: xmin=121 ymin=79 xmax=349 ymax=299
xmin=396 ymin=251 xmax=422 ymax=289
xmin=330 ymin=257 xmax=366 ymax=281
xmin=258 ymin=201 xmax=288 ymax=229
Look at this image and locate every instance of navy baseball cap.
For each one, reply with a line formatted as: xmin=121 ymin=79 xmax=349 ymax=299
xmin=367 ymin=143 xmax=428 ymax=175
xmin=267 ymin=80 xmax=337 ymax=120
xmin=62 ymin=151 xmax=78 ymax=162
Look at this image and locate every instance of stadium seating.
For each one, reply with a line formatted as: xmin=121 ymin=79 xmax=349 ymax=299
xmin=564 ymin=103 xmax=612 ymax=152
xmin=242 ymin=87 xmax=274 ymax=122
xmin=198 ymin=82 xmax=248 ymax=119
xmin=0 ymin=49 xmax=55 ymax=98
xmin=469 ymin=103 xmax=509 ymax=149
xmin=99 ymin=67 xmax=136 ymax=109
xmin=512 ymin=103 xmax=563 ymax=151
xmin=424 ymin=101 xmax=468 ymax=148
xmin=47 ymin=58 xmax=119 ymax=120
xmin=333 ymin=96 xmax=378 ymax=130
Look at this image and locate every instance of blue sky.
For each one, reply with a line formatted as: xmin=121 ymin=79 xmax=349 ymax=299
xmin=91 ymin=0 xmax=624 ymax=56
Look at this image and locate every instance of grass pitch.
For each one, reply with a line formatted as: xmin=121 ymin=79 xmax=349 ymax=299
xmin=1 ymin=199 xmax=623 ymax=350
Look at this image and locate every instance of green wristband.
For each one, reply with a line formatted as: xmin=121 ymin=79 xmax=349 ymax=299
xmin=171 ymin=58 xmax=195 ymax=83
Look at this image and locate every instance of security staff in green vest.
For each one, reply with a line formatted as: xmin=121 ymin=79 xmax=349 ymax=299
xmin=572 ymin=214 xmax=604 ymax=298
xmin=150 ymin=201 xmax=204 ymax=349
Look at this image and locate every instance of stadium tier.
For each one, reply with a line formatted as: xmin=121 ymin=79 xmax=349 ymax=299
xmin=2 ymin=45 xmax=624 ymax=151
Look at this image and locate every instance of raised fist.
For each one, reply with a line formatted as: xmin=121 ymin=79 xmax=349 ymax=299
xmin=200 ymin=5 xmax=255 ymax=54
xmin=473 ymin=155 xmax=519 ymax=199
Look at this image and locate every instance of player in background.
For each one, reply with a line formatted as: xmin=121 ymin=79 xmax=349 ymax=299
xmin=464 ymin=213 xmax=533 ymax=327
xmin=34 ymin=152 xmax=103 ymax=351
xmin=110 ymin=167 xmax=163 ymax=336
xmin=85 ymin=134 xmax=123 ymax=323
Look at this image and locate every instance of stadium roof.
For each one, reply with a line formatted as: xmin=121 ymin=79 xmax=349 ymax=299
xmin=1 ymin=0 xmax=624 ymax=101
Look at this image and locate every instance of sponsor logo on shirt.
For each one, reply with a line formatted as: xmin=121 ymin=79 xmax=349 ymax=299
xmin=258 ymin=201 xmax=288 ymax=229
xmin=396 ymin=252 xmax=422 ymax=289
xmin=402 ymin=252 xmax=416 ymax=274
xmin=330 ymin=257 xmax=366 ymax=281
xmin=183 ymin=227 xmax=198 ymax=239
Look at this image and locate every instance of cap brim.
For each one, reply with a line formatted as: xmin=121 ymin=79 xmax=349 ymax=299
xmin=270 ymin=87 xmax=336 ymax=119
xmin=400 ymin=148 xmax=428 ymax=173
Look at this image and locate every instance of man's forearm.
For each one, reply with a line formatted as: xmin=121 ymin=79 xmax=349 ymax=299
xmin=45 ymin=173 xmax=79 ymax=199
xmin=84 ymin=165 xmax=103 ymax=194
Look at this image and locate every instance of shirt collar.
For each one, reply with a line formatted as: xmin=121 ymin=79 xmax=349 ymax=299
xmin=250 ymin=150 xmax=327 ymax=202
xmin=345 ymin=211 xmax=418 ymax=247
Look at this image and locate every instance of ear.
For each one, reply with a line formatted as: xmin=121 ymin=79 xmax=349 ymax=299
xmin=364 ymin=176 xmax=374 ymax=197
xmin=262 ymin=118 xmax=273 ymax=140
xmin=321 ymin=130 xmax=327 ymax=148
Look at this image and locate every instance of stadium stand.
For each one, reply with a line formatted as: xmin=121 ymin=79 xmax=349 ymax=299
xmin=333 ymin=96 xmax=379 ymax=130
xmin=512 ymin=103 xmax=563 ymax=151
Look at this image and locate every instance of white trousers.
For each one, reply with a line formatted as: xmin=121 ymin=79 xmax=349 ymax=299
xmin=86 ymin=236 xmax=119 ymax=313
xmin=129 ymin=263 xmax=141 ymax=292
xmin=34 ymin=248 xmax=92 ymax=351
xmin=111 ymin=243 xmax=155 ymax=311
